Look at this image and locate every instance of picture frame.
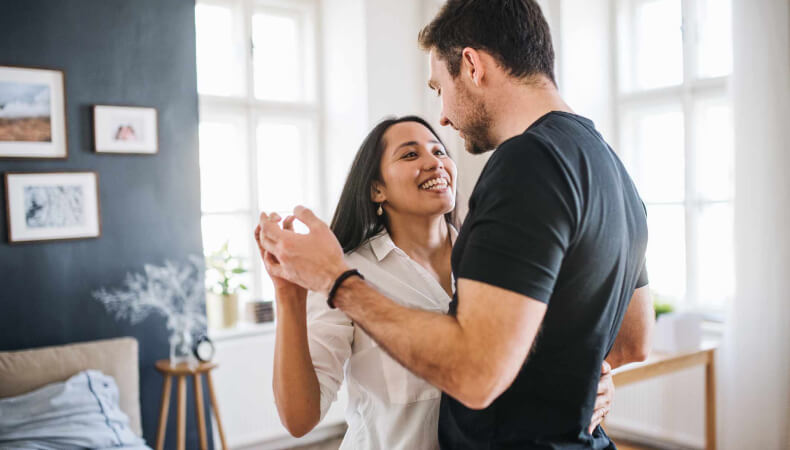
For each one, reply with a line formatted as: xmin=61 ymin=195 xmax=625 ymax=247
xmin=4 ymin=171 xmax=101 ymax=243
xmin=0 ymin=65 xmax=68 ymax=159
xmin=93 ymin=105 xmax=158 ymax=154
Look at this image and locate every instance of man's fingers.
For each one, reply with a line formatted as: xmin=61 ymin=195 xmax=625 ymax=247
xmin=293 ymin=205 xmax=322 ymax=230
xmin=283 ymin=215 xmax=296 ymax=231
xmin=601 ymin=360 xmax=612 ymax=374
xmin=261 ymin=219 xmax=287 ymax=241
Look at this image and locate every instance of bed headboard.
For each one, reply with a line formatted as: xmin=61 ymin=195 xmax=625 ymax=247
xmin=0 ymin=337 xmax=142 ymax=436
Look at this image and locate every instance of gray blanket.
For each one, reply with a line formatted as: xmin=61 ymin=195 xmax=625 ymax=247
xmin=0 ymin=370 xmax=151 ymax=449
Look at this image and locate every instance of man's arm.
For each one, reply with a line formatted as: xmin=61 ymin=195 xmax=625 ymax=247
xmin=257 ymin=207 xmax=549 ymax=409
xmin=605 ymin=285 xmax=654 ymax=369
xmin=332 ymin=276 xmax=547 ymax=409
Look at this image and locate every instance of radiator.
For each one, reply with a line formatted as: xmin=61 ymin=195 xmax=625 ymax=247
xmin=605 ymin=366 xmax=706 ymax=449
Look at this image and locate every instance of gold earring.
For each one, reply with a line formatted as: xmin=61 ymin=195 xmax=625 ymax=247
xmin=377 ymin=203 xmax=383 ymax=216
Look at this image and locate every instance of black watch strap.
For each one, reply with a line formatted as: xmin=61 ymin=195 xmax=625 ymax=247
xmin=327 ymin=269 xmax=364 ymax=309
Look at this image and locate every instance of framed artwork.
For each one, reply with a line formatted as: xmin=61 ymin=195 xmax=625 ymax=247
xmin=93 ymin=105 xmax=158 ymax=154
xmin=4 ymin=172 xmax=101 ymax=243
xmin=0 ymin=65 xmax=67 ymax=159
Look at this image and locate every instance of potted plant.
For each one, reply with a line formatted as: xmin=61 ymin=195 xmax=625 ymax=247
xmin=205 ymin=241 xmax=248 ymax=329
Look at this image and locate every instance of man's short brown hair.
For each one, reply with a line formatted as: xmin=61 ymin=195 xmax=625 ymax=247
xmin=418 ymin=0 xmax=556 ymax=85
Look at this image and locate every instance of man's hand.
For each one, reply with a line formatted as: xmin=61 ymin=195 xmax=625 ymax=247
xmin=254 ymin=214 xmax=307 ymax=301
xmin=257 ymin=206 xmax=349 ymax=296
xmin=588 ymin=360 xmax=614 ymax=434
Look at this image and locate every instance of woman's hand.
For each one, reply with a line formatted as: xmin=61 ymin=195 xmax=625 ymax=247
xmin=254 ymin=213 xmax=307 ymax=302
xmin=588 ymin=360 xmax=614 ymax=434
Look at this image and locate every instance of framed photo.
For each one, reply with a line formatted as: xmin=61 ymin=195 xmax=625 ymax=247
xmin=0 ymin=65 xmax=67 ymax=159
xmin=4 ymin=172 xmax=101 ymax=243
xmin=93 ymin=105 xmax=158 ymax=154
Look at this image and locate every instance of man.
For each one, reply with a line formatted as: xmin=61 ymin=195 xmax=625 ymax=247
xmin=258 ymin=0 xmax=653 ymax=448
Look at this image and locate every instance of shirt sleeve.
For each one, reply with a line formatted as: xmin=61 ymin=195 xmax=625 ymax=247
xmin=305 ymin=289 xmax=354 ymax=421
xmin=457 ymin=134 xmax=579 ymax=304
xmin=635 ymin=202 xmax=649 ymax=288
xmin=636 ymin=262 xmax=649 ymax=288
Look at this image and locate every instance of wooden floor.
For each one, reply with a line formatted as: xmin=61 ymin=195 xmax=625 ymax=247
xmin=614 ymin=440 xmax=659 ymax=450
xmin=292 ymin=437 xmax=655 ymax=450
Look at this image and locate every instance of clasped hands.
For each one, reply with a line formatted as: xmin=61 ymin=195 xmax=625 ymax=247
xmin=253 ymin=206 xmax=350 ymax=297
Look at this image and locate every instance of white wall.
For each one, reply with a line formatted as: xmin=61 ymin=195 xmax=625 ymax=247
xmin=321 ymin=0 xmax=369 ymax=219
xmin=721 ymin=0 xmax=790 ymax=447
xmin=364 ymin=0 xmax=426 ymax=125
xmin=558 ymin=0 xmax=615 ymax=143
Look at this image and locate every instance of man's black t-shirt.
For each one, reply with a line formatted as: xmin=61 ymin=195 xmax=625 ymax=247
xmin=439 ymin=111 xmax=648 ymax=449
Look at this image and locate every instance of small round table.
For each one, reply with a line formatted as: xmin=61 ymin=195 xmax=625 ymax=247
xmin=154 ymin=360 xmax=228 ymax=450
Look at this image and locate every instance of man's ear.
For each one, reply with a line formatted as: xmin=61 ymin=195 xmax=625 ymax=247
xmin=461 ymin=47 xmax=485 ymax=87
xmin=370 ymin=182 xmax=386 ymax=203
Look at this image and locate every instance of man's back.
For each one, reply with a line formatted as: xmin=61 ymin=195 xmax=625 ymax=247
xmin=442 ymin=111 xmax=648 ymax=449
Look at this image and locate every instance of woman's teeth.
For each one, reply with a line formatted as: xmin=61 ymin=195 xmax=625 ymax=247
xmin=419 ymin=178 xmax=449 ymax=190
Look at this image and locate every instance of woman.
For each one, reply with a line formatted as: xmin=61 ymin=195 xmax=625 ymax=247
xmin=254 ymin=116 xmax=613 ymax=449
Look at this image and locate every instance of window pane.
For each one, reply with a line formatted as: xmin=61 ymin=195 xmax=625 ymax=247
xmin=620 ymin=0 xmax=683 ymax=91
xmin=622 ymin=106 xmax=685 ymax=203
xmin=252 ymin=13 xmax=303 ymax=102
xmin=695 ymin=98 xmax=733 ymax=201
xmin=202 ymin=213 xmax=253 ymax=260
xmin=195 ymin=4 xmax=245 ymax=96
xmin=696 ymin=203 xmax=734 ymax=310
xmin=257 ymin=120 xmax=320 ymax=213
xmin=695 ymin=0 xmax=732 ymax=78
xmin=645 ymin=204 xmax=686 ymax=304
xmin=199 ymin=120 xmax=250 ymax=212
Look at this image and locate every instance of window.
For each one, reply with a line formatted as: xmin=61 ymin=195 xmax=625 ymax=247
xmin=614 ymin=0 xmax=733 ymax=317
xmin=195 ymin=0 xmax=322 ymax=306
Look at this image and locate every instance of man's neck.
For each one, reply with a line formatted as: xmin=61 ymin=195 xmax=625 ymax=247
xmin=487 ymin=78 xmax=573 ymax=147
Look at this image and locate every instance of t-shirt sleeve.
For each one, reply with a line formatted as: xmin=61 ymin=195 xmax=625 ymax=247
xmin=457 ymin=135 xmax=578 ymax=304
xmin=635 ymin=201 xmax=649 ymax=288
xmin=636 ymin=261 xmax=649 ymax=288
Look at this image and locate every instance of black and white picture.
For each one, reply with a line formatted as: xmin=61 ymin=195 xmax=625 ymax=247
xmin=93 ymin=105 xmax=158 ymax=154
xmin=24 ymin=185 xmax=85 ymax=228
xmin=5 ymin=172 xmax=100 ymax=243
xmin=0 ymin=66 xmax=67 ymax=158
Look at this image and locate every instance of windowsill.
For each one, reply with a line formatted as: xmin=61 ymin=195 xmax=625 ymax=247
xmin=209 ymin=321 xmax=276 ymax=342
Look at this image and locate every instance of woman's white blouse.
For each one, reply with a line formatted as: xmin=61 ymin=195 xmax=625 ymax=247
xmin=306 ymin=230 xmax=455 ymax=450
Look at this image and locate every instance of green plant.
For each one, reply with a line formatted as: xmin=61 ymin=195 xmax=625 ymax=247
xmin=652 ymin=292 xmax=675 ymax=319
xmin=205 ymin=241 xmax=248 ymax=296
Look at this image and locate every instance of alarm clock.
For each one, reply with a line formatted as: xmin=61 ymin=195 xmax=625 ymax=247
xmin=193 ymin=335 xmax=215 ymax=362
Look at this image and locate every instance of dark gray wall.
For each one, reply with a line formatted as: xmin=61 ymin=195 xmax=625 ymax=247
xmin=0 ymin=1 xmax=210 ymax=448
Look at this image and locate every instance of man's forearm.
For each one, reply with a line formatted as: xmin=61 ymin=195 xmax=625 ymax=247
xmin=332 ymin=277 xmax=482 ymax=404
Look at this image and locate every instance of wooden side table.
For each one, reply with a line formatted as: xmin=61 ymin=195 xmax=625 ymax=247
xmin=154 ymin=360 xmax=228 ymax=450
xmin=610 ymin=347 xmax=717 ymax=450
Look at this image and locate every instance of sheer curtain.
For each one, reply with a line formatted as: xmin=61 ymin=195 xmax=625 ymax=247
xmin=722 ymin=0 xmax=790 ymax=447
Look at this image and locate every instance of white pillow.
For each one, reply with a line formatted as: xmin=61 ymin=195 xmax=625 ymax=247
xmin=0 ymin=370 xmax=150 ymax=449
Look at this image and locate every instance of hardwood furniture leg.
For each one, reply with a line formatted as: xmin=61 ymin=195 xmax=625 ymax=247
xmin=705 ymin=351 xmax=717 ymax=450
xmin=205 ymin=371 xmax=228 ymax=450
xmin=193 ymin=374 xmax=208 ymax=450
xmin=177 ymin=375 xmax=186 ymax=450
xmin=155 ymin=374 xmax=172 ymax=450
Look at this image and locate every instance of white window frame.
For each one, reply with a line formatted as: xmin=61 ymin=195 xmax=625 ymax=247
xmin=196 ymin=0 xmax=324 ymax=303
xmin=610 ymin=0 xmax=732 ymax=319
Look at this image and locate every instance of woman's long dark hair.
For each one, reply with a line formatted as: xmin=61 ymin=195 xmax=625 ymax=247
xmin=330 ymin=116 xmax=457 ymax=253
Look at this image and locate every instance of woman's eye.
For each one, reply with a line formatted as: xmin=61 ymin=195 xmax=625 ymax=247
xmin=402 ymin=151 xmax=417 ymax=158
xmin=434 ymin=149 xmax=446 ymax=156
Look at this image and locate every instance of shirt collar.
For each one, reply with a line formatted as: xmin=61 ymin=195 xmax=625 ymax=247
xmin=368 ymin=224 xmax=459 ymax=262
xmin=369 ymin=230 xmax=398 ymax=262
